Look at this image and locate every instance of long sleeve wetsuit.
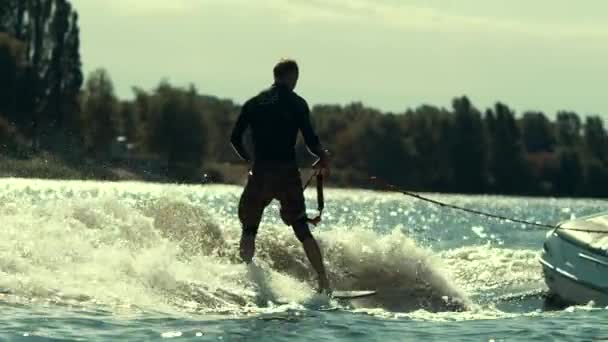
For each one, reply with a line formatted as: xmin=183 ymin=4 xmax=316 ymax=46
xmin=230 ymin=83 xmax=327 ymax=164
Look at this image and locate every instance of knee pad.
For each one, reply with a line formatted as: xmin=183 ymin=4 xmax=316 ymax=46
xmin=292 ymin=219 xmax=313 ymax=242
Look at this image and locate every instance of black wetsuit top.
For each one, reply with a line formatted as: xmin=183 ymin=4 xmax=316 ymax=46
xmin=231 ymin=83 xmax=325 ymax=164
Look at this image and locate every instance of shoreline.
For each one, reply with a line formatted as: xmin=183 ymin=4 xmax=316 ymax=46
xmin=0 ymin=156 xmax=605 ymax=201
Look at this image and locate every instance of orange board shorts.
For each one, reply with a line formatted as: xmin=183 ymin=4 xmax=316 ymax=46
xmin=238 ymin=163 xmax=307 ymax=228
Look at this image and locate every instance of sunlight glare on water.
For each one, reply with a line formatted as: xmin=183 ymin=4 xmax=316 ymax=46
xmin=0 ymin=178 xmax=607 ymax=341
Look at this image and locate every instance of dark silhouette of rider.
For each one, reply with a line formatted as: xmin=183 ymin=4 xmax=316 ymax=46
xmin=231 ymin=59 xmax=330 ymax=292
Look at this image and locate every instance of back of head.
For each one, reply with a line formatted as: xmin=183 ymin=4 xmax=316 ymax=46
xmin=273 ymin=59 xmax=299 ymax=90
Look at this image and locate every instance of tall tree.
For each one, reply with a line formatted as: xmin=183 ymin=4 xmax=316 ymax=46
xmin=82 ymin=68 xmax=118 ymax=159
xmin=404 ymin=105 xmax=453 ymax=189
xmin=485 ymin=103 xmax=529 ymax=193
xmin=1 ymin=0 xmax=83 ymax=151
xmin=583 ymin=116 xmax=608 ymax=162
xmin=144 ymin=81 xmax=208 ymax=182
xmin=554 ymin=149 xmax=583 ymax=196
xmin=0 ymin=33 xmax=23 ymax=119
xmin=555 ymin=111 xmax=582 ymax=148
xmin=365 ymin=114 xmax=413 ymax=187
xmin=450 ymin=96 xmax=487 ymax=193
xmin=521 ymin=111 xmax=555 ymax=153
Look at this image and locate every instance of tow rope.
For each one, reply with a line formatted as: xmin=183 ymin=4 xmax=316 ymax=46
xmin=369 ymin=176 xmax=559 ymax=230
xmin=372 ymin=176 xmax=608 ymax=233
xmin=370 ymin=176 xmax=555 ymax=229
xmin=302 ymin=169 xmax=596 ymax=232
xmin=303 ymin=169 xmax=324 ymax=226
xmin=300 ymin=171 xmax=598 ymax=233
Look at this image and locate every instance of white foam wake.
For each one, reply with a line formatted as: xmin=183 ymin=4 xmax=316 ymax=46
xmin=0 ymin=179 xmax=471 ymax=314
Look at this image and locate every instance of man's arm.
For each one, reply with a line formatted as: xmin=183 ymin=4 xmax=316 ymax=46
xmin=230 ymin=102 xmax=252 ymax=162
xmin=299 ymin=100 xmax=329 ymax=164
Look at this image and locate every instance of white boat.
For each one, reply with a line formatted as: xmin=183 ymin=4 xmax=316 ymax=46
xmin=539 ymin=212 xmax=608 ymax=306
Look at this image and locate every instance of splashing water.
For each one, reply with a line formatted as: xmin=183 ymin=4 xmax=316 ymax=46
xmin=1 ymin=179 xmax=607 ymax=340
xmin=0 ymin=179 xmax=470 ymax=315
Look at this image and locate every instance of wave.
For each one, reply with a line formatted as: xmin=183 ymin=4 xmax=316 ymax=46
xmin=0 ymin=180 xmax=548 ymax=316
xmin=440 ymin=245 xmax=545 ymax=298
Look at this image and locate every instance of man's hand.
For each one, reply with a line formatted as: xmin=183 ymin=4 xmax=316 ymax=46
xmin=313 ymin=156 xmax=331 ymax=178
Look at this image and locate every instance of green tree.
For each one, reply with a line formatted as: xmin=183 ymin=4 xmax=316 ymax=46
xmin=82 ymin=68 xmax=119 ymax=159
xmin=0 ymin=33 xmax=23 ymax=122
xmin=365 ymin=114 xmax=413 ymax=187
xmin=1 ymin=0 xmax=83 ymax=152
xmin=583 ymin=116 xmax=607 ymax=162
xmin=119 ymin=100 xmax=137 ymax=143
xmin=450 ymin=96 xmax=487 ymax=193
xmin=554 ymin=149 xmax=583 ymax=196
xmin=404 ymin=105 xmax=453 ymax=190
xmin=198 ymin=96 xmax=239 ymax=163
xmin=584 ymin=158 xmax=608 ymax=197
xmin=521 ymin=111 xmax=555 ymax=153
xmin=147 ymin=82 xmax=207 ymax=182
xmin=485 ymin=103 xmax=530 ymax=193
xmin=556 ymin=111 xmax=582 ymax=148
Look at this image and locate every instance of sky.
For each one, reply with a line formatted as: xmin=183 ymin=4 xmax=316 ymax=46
xmin=72 ymin=0 xmax=608 ymax=117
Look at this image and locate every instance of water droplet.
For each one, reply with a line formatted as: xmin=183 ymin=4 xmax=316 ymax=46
xmin=161 ymin=331 xmax=183 ymax=338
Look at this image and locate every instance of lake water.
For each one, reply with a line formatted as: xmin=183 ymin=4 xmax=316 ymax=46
xmin=1 ymin=178 xmax=607 ymax=341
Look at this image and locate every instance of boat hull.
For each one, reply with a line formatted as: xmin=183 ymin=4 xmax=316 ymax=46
xmin=541 ymin=262 xmax=608 ymax=306
xmin=539 ymin=229 xmax=608 ymax=306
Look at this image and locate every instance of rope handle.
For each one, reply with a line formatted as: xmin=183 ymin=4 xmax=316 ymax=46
xmin=304 ymin=169 xmax=324 ymax=226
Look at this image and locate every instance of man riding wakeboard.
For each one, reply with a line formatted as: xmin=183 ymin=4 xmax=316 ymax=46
xmin=230 ymin=59 xmax=331 ymax=293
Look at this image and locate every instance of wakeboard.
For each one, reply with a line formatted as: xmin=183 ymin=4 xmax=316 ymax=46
xmin=331 ymin=290 xmax=377 ymax=299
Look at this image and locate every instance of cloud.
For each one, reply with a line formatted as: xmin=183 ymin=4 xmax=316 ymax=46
xmin=270 ymin=0 xmax=608 ymax=39
xmin=78 ymin=0 xmax=608 ymax=39
xmin=72 ymin=0 xmax=608 ymax=116
xmin=101 ymin=0 xmax=194 ymax=15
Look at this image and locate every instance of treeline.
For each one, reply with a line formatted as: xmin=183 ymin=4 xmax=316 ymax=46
xmin=79 ymin=69 xmax=240 ymax=182
xmin=310 ymin=99 xmax=608 ymax=197
xmin=1 ymin=1 xmax=608 ymax=196
xmin=0 ymin=0 xmax=82 ymax=156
